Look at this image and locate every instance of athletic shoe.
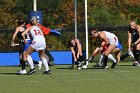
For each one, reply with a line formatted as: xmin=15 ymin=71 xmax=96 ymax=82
xmin=101 ymin=65 xmax=108 ymax=69
xmin=17 ymin=70 xmax=23 ymax=75
xmin=82 ymin=65 xmax=87 ymax=69
xmin=111 ymin=62 xmax=117 ymax=68
xmin=43 ymin=70 xmax=51 ymax=75
xmin=133 ymin=62 xmax=140 ymax=66
xmin=105 ymin=66 xmax=109 ymax=69
xmin=27 ymin=68 xmax=36 ymax=75
xmin=37 ymin=61 xmax=42 ymax=70
xmin=22 ymin=69 xmax=27 ymax=74
xmin=17 ymin=69 xmax=27 ymax=75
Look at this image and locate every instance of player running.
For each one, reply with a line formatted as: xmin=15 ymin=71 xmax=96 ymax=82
xmin=22 ymin=17 xmax=51 ymax=75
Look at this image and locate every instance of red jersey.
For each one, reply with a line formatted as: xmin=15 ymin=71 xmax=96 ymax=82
xmin=26 ymin=24 xmax=50 ymax=35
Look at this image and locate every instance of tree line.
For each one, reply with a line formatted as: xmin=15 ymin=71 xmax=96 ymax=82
xmin=0 ymin=0 xmax=140 ymax=51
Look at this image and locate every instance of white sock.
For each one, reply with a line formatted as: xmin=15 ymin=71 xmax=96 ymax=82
xmin=108 ymin=54 xmax=116 ymax=63
xmin=27 ymin=55 xmax=34 ymax=69
xmin=99 ymin=55 xmax=103 ymax=65
xmin=42 ymin=57 xmax=49 ymax=71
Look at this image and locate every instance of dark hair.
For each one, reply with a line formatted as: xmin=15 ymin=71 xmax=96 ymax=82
xmin=91 ymin=27 xmax=99 ymax=31
xmin=16 ymin=19 xmax=25 ymax=26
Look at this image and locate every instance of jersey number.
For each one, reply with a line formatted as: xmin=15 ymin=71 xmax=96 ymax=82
xmin=34 ymin=29 xmax=41 ymax=35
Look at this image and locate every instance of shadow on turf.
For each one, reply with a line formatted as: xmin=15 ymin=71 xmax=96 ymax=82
xmin=0 ymin=72 xmax=31 ymax=75
xmin=56 ymin=67 xmax=71 ymax=69
xmin=0 ymin=72 xmax=18 ymax=75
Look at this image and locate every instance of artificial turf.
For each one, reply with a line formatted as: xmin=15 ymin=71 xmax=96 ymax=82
xmin=0 ymin=62 xmax=140 ymax=93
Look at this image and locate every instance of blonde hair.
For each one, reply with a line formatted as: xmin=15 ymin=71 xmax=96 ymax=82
xmin=30 ymin=16 xmax=38 ymax=26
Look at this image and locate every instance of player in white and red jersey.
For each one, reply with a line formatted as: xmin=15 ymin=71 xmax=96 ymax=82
xmin=22 ymin=18 xmax=51 ymax=75
xmin=91 ymin=28 xmax=119 ymax=69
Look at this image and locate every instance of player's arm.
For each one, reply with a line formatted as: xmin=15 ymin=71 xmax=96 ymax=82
xmin=99 ymin=32 xmax=110 ymax=46
xmin=11 ymin=27 xmax=19 ymax=44
xmin=21 ymin=27 xmax=30 ymax=43
xmin=70 ymin=47 xmax=77 ymax=62
xmin=75 ymin=39 xmax=82 ymax=58
xmin=90 ymin=40 xmax=104 ymax=57
xmin=128 ymin=31 xmax=132 ymax=50
xmin=134 ymin=26 xmax=140 ymax=45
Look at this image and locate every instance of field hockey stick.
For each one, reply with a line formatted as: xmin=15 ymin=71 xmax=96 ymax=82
xmin=128 ymin=50 xmax=134 ymax=58
xmin=80 ymin=55 xmax=94 ymax=66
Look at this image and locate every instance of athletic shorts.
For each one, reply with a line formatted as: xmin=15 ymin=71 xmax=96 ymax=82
xmin=23 ymin=40 xmax=32 ymax=51
xmin=116 ymin=41 xmax=123 ymax=51
xmin=109 ymin=36 xmax=118 ymax=46
xmin=31 ymin=37 xmax=46 ymax=51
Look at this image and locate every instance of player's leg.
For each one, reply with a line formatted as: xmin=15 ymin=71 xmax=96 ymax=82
xmin=45 ymin=49 xmax=54 ymax=66
xmin=133 ymin=43 xmax=140 ymax=66
xmin=38 ymin=50 xmax=51 ymax=74
xmin=26 ymin=46 xmax=36 ymax=74
xmin=102 ymin=44 xmax=116 ymax=68
xmin=120 ymin=52 xmax=130 ymax=61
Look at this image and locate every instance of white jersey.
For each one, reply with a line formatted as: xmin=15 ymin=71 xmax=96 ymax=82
xmin=30 ymin=26 xmax=46 ymax=50
xmin=103 ymin=31 xmax=118 ymax=46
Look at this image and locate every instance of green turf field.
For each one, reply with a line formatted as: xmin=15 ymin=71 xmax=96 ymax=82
xmin=0 ymin=62 xmax=140 ymax=93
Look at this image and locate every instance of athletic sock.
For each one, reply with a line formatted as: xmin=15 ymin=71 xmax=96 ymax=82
xmin=134 ymin=50 xmax=140 ymax=61
xmin=27 ymin=55 xmax=34 ymax=69
xmin=79 ymin=55 xmax=84 ymax=62
xmin=20 ymin=59 xmax=25 ymax=70
xmin=108 ymin=54 xmax=116 ymax=63
xmin=42 ymin=57 xmax=49 ymax=71
xmin=99 ymin=55 xmax=103 ymax=65
xmin=101 ymin=54 xmax=108 ymax=67
xmin=33 ymin=60 xmax=39 ymax=64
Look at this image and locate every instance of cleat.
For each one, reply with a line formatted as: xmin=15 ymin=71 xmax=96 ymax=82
xmin=82 ymin=65 xmax=87 ymax=69
xmin=27 ymin=68 xmax=36 ymax=75
xmin=17 ymin=70 xmax=23 ymax=75
xmin=111 ymin=62 xmax=117 ymax=68
xmin=37 ymin=61 xmax=42 ymax=70
xmin=17 ymin=69 xmax=27 ymax=75
xmin=22 ymin=69 xmax=27 ymax=74
xmin=133 ymin=62 xmax=140 ymax=66
xmin=101 ymin=65 xmax=108 ymax=69
xmin=43 ymin=70 xmax=51 ymax=75
xmin=105 ymin=66 xmax=109 ymax=69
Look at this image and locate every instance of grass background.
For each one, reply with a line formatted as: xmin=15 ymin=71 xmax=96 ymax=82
xmin=0 ymin=62 xmax=140 ymax=93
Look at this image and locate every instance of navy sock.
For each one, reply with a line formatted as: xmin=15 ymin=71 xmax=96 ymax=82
xmin=101 ymin=54 xmax=108 ymax=67
xmin=20 ymin=59 xmax=25 ymax=70
xmin=33 ymin=60 xmax=39 ymax=64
